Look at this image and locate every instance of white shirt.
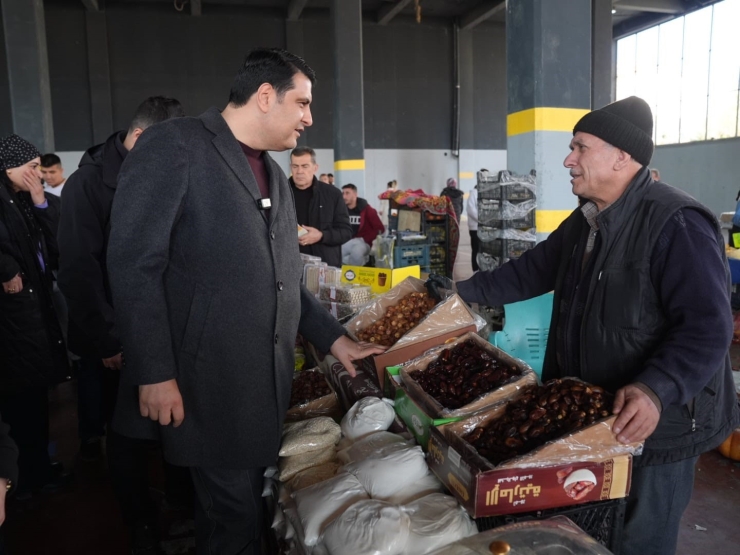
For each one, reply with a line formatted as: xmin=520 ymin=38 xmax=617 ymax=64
xmin=43 ymin=179 xmax=66 ymax=197
xmin=466 ymin=187 xmax=478 ymax=231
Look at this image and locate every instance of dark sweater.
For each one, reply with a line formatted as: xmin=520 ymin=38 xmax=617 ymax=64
xmin=458 ymin=207 xmax=732 ymax=411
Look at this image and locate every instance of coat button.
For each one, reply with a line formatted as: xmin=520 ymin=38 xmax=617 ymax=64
xmin=270 ymin=230 xmax=276 ymax=240
xmin=274 ymin=334 xmax=279 ymax=344
xmin=277 ymin=280 xmax=284 ymax=291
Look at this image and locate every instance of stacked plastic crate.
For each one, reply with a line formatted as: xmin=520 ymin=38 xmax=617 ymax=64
xmin=476 ymin=170 xmax=537 ymax=271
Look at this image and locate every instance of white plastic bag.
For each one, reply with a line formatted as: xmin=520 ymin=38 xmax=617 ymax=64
xmin=403 ymin=494 xmax=478 ymax=555
xmin=337 ymin=431 xmax=410 ymax=465
xmin=288 ymin=462 xmax=341 ymax=492
xmin=293 ymin=472 xmax=369 ymax=547
xmin=384 ymin=471 xmax=444 ymax=505
xmin=280 ymin=417 xmax=341 ymax=457
xmin=319 ymin=499 xmax=410 ymax=555
xmin=344 ymin=442 xmax=429 ymax=501
xmin=340 ymin=397 xmax=396 ymax=441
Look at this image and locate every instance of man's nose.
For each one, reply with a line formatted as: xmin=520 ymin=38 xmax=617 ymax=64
xmin=303 ymin=106 xmax=313 ymax=127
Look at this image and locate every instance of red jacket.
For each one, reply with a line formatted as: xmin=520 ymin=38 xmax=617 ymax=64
xmin=351 ymin=198 xmax=385 ymax=246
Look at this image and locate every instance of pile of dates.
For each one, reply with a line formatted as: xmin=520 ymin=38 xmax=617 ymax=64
xmin=289 ymin=371 xmax=332 ymax=408
xmin=409 ymin=340 xmax=522 ymax=410
xmin=357 ymin=292 xmax=438 ymax=347
xmin=467 ymin=379 xmax=612 ymax=465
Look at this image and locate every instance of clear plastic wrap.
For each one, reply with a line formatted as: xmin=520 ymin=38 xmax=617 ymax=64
xmin=288 ymin=462 xmax=342 ymax=492
xmin=346 ymin=277 xmax=485 ymax=351
xmin=443 ymin=378 xmax=643 ymax=470
xmin=337 ymin=431 xmax=411 ymax=465
xmin=477 ymin=226 xmax=537 ymax=242
xmin=399 ymin=332 xmax=538 ymax=418
xmin=427 ymin=516 xmax=613 ymax=555
xmin=286 ymin=369 xmax=342 ymax=423
xmin=478 ymin=198 xmax=536 ymax=226
xmin=477 ymin=170 xmax=537 ymax=199
xmin=279 ymin=445 xmax=338 ymax=482
xmin=319 ymin=283 xmax=373 ymax=305
xmin=383 ymin=470 xmax=444 ymax=505
xmin=279 ymin=417 xmax=341 ymax=457
xmin=319 ymin=300 xmax=363 ymax=323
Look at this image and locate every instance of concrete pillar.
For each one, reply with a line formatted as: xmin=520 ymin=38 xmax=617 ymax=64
xmin=86 ymin=10 xmax=114 ymax=144
xmin=591 ymin=0 xmax=613 ymax=109
xmin=286 ymin=19 xmax=307 ymax=147
xmin=1 ymin=0 xmax=54 ymax=152
xmin=457 ymin=26 xmax=477 ymax=193
xmin=331 ymin=0 xmax=365 ymax=194
xmin=506 ymin=0 xmax=592 ymax=240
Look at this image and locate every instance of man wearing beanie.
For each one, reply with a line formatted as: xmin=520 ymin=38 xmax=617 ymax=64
xmin=454 ymin=96 xmax=739 ymax=555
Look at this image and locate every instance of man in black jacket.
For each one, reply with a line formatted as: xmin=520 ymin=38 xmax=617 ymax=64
xmin=456 ymin=96 xmax=739 ymax=555
xmin=57 ymin=96 xmax=185 ymax=553
xmin=289 ymin=146 xmax=351 ymax=267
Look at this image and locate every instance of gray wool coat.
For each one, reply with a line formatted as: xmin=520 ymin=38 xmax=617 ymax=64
xmin=107 ymin=107 xmax=346 ymax=468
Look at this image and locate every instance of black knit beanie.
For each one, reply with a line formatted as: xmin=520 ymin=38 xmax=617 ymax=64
xmin=573 ymin=96 xmax=654 ymax=167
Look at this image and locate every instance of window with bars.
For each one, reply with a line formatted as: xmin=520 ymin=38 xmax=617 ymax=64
xmin=616 ymin=0 xmax=740 ymax=145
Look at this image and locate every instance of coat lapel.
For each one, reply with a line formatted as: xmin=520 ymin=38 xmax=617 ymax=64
xmin=200 ymin=108 xmax=267 ymax=224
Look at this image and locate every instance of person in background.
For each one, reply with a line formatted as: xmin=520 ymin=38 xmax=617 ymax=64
xmin=0 ymin=135 xmax=69 ymax=499
xmin=650 ymin=168 xmax=661 ymax=181
xmin=341 ymin=183 xmax=384 ymax=266
xmin=466 ymin=184 xmax=479 ymax=272
xmin=40 ymin=153 xmax=67 ymax=197
xmin=290 ymin=146 xmax=352 ymax=268
xmin=58 ymin=96 xmax=187 ymax=554
xmin=327 ymin=172 xmax=335 ymax=185
xmin=455 ymin=96 xmax=739 ymax=555
xmin=107 ymin=48 xmax=381 ymax=554
xmin=730 ymin=189 xmax=740 ymax=247
xmin=319 ymin=173 xmax=329 ymax=184
xmin=440 ymin=177 xmax=463 ymax=223
xmin=379 ymin=179 xmax=398 ymax=228
xmin=0 ymin=413 xmax=19 ymax=547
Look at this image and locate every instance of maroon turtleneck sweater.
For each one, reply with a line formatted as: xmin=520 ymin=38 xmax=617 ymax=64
xmin=239 ymin=142 xmax=270 ymax=217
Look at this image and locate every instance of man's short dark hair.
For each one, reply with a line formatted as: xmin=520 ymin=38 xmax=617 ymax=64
xmin=342 ymin=184 xmax=357 ymax=192
xmin=129 ymin=96 xmax=185 ymax=133
xmin=228 ymin=48 xmax=316 ymax=107
xmin=291 ymin=146 xmax=316 ymax=164
xmin=40 ymin=153 xmax=61 ymax=167
xmin=328 ymin=173 xmax=334 ymax=178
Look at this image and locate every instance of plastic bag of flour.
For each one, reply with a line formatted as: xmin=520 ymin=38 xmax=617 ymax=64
xmin=280 ymin=417 xmax=341 ymax=457
xmin=319 ymin=499 xmax=411 ymax=555
xmin=344 ymin=442 xmax=429 ymax=501
xmin=384 ymin=470 xmax=444 ymax=505
xmin=293 ymin=472 xmax=369 ymax=547
xmin=337 ymin=431 xmax=410 ymax=465
xmin=279 ymin=445 xmax=337 ymax=482
xmin=340 ymin=397 xmax=396 ymax=441
xmin=403 ymin=493 xmax=478 ymax=555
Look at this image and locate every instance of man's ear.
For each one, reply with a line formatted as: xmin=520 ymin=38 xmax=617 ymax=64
xmin=613 ymin=149 xmax=633 ymax=171
xmin=255 ymin=83 xmax=275 ymax=113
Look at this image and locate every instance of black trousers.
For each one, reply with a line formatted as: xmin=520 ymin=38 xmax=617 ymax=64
xmin=77 ymin=358 xmax=119 ymax=441
xmin=0 ymin=387 xmax=51 ymax=491
xmin=190 ymin=467 xmax=265 ymax=555
xmin=622 ymin=456 xmax=699 ymax=555
xmin=470 ymin=230 xmax=480 ymax=272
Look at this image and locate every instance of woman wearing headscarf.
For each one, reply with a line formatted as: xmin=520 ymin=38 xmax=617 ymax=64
xmin=0 ymin=134 xmax=68 ymax=495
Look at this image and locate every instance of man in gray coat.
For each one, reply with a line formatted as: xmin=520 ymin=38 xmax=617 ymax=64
xmin=107 ymin=49 xmax=382 ymax=555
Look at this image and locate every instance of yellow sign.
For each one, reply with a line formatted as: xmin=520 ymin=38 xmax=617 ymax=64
xmin=341 ymin=265 xmax=420 ymax=294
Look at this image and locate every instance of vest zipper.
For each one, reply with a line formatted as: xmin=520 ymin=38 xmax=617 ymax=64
xmin=688 ymin=398 xmax=697 ymax=432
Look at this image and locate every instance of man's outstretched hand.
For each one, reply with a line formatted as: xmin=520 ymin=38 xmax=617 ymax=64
xmin=139 ymin=379 xmax=185 ymax=427
xmin=329 ymin=335 xmax=386 ymax=377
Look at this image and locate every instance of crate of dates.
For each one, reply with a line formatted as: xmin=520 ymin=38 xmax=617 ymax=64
xmin=400 ymin=332 xmax=537 ymax=418
xmin=285 ymin=368 xmax=341 ymax=423
xmin=345 ymin=277 xmax=482 ymax=386
xmin=426 ymin=378 xmax=644 ymax=517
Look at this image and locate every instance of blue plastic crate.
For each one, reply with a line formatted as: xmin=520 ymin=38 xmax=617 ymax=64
xmin=394 ymin=244 xmax=430 ymax=268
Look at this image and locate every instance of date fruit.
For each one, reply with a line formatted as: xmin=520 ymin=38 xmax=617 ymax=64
xmin=289 ymin=371 xmax=332 ymax=408
xmin=357 ymin=292 xmax=438 ymax=347
xmin=408 ymin=340 xmax=523 ymax=410
xmin=469 ymin=378 xmax=613 ymax=465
